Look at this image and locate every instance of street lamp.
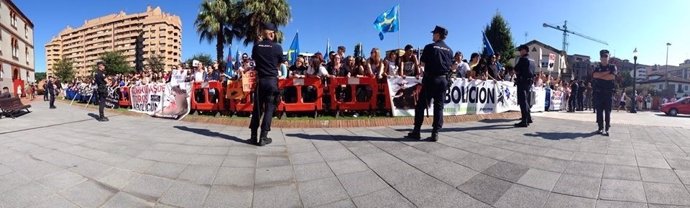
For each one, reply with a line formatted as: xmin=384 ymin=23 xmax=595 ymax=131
xmin=631 ymin=48 xmax=638 ymax=113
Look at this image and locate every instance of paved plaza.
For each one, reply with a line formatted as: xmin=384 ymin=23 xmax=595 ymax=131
xmin=2 ymin=101 xmax=690 ymax=208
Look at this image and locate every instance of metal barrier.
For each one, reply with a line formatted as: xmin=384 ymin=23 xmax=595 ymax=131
xmin=190 ymin=81 xmax=226 ymax=116
xmin=328 ymin=77 xmax=378 ymax=117
xmin=277 ymin=77 xmax=323 ymax=117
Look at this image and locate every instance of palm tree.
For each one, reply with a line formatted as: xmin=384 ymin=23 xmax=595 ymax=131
xmin=195 ymin=0 xmax=243 ymax=69
xmin=239 ymin=0 xmax=291 ymax=45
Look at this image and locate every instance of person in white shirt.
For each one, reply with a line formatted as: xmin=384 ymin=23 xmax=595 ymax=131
xmin=451 ymin=52 xmax=470 ymax=78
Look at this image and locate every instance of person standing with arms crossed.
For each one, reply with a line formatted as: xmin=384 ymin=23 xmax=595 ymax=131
xmin=249 ymin=22 xmax=284 ymax=146
xmin=406 ymin=26 xmax=453 ymax=142
xmin=592 ymin=50 xmax=617 ymax=136
xmin=514 ymin=44 xmax=535 ymax=127
xmin=94 ymin=61 xmax=109 ymax=122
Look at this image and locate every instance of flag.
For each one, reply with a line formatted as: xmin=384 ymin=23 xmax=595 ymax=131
xmin=373 ymin=5 xmax=399 ymax=40
xmin=234 ymin=48 xmax=240 ymax=70
xmin=482 ymin=32 xmax=494 ymax=56
xmin=324 ymin=39 xmax=331 ymax=62
xmin=226 ymin=47 xmax=234 ymax=77
xmin=287 ymin=32 xmax=299 ymax=65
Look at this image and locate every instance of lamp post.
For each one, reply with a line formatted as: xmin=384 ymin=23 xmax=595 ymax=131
xmin=665 ymin=43 xmax=671 ymax=92
xmin=631 ymin=48 xmax=638 ymax=113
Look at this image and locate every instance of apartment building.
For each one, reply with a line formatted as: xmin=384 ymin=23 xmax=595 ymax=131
xmin=46 ymin=6 xmax=181 ymax=78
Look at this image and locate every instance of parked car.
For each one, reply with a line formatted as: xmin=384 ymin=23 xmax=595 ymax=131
xmin=661 ymin=97 xmax=690 ymax=116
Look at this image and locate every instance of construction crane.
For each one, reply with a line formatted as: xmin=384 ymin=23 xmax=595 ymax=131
xmin=542 ymin=21 xmax=608 ymax=54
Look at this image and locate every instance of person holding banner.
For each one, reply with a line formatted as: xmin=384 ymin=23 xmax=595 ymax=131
xmin=406 ymin=26 xmax=453 ymax=142
xmin=514 ymin=44 xmax=535 ymax=127
xmin=592 ymin=49 xmax=617 ymax=136
xmin=249 ymin=22 xmax=284 ymax=146
xmin=95 ymin=61 xmax=109 ymax=122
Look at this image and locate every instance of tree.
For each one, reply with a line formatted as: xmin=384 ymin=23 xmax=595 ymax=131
xmin=98 ymin=51 xmax=133 ymax=75
xmin=195 ymin=0 xmax=244 ymax=70
xmin=482 ymin=12 xmax=515 ymax=64
xmin=35 ymin=72 xmax=46 ymax=81
xmin=147 ymin=54 xmax=166 ymax=73
xmin=239 ymin=0 xmax=291 ymax=45
xmin=52 ymin=59 xmax=75 ymax=83
xmin=184 ymin=53 xmax=214 ymax=68
xmin=619 ymin=70 xmax=634 ymax=89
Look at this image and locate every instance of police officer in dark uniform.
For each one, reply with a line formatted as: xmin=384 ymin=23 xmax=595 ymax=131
xmin=249 ymin=22 xmax=284 ymax=146
xmin=47 ymin=76 xmax=56 ymax=109
xmin=592 ymin=49 xmax=617 ymax=136
xmin=569 ymin=79 xmax=579 ymax=112
xmin=514 ymin=44 xmax=535 ymax=127
xmin=406 ymin=26 xmax=453 ymax=142
xmin=95 ymin=61 xmax=109 ymax=122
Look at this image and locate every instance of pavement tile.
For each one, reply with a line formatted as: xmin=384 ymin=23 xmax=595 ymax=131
xmin=144 ymin=162 xmax=187 ymax=179
xmin=644 ymin=182 xmax=690 ymax=206
xmin=203 ymin=185 xmax=253 ymax=208
xmin=352 ymin=188 xmax=415 ymax=208
xmin=298 ymin=177 xmax=350 ymax=207
xmin=159 ymin=181 xmax=209 ymax=208
xmin=595 ymin=200 xmax=647 ymax=208
xmin=252 ymin=183 xmax=302 ymax=208
xmin=289 ymin=150 xmax=325 ymax=165
xmin=338 ymin=170 xmax=389 ymax=197
xmin=255 ymin=165 xmax=295 ymax=187
xmin=59 ymin=180 xmax=117 ymax=208
xmin=565 ymin=161 xmax=605 ymax=178
xmin=543 ymin=193 xmax=596 ymax=208
xmin=516 ymin=168 xmax=561 ymax=191
xmin=599 ymin=179 xmax=646 ymax=202
xmin=482 ymin=161 xmax=530 ymax=182
xmin=640 ymin=167 xmax=682 ymax=184
xmin=100 ymin=192 xmax=154 ymax=208
xmin=327 ymin=158 xmax=369 ymax=176
xmin=457 ymin=174 xmax=513 ymax=205
xmin=0 ymin=182 xmax=56 ymax=208
xmin=294 ymin=162 xmax=335 ymax=182
xmin=603 ymin=165 xmax=641 ymax=180
xmin=122 ymin=174 xmax=173 ymax=201
xmin=36 ymin=170 xmax=88 ymax=191
xmin=493 ymin=184 xmax=549 ymax=208
xmin=213 ymin=167 xmax=254 ymax=187
xmin=552 ymin=174 xmax=601 ymax=199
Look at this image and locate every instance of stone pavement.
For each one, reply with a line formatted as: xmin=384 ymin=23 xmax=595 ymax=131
xmin=1 ymin=101 xmax=690 ymax=208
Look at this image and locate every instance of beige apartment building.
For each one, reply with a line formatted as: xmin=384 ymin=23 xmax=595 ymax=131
xmin=0 ymin=0 xmax=34 ymax=97
xmin=46 ymin=6 xmax=181 ymax=78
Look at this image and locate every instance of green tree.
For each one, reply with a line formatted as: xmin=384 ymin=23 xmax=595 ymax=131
xmin=195 ymin=0 xmax=244 ymax=70
xmin=239 ymin=0 xmax=291 ymax=45
xmin=98 ymin=51 xmax=133 ymax=75
xmin=184 ymin=53 xmax=214 ymax=67
xmin=619 ymin=70 xmax=634 ymax=89
xmin=52 ymin=59 xmax=75 ymax=83
xmin=35 ymin=72 xmax=46 ymax=81
xmin=482 ymin=12 xmax=515 ymax=64
xmin=147 ymin=54 xmax=166 ymax=73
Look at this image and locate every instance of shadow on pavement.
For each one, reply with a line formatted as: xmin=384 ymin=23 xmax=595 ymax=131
xmin=396 ymin=124 xmax=515 ymax=133
xmin=478 ymin=118 xmax=519 ymax=124
xmin=87 ymin=113 xmax=101 ymax=120
xmin=524 ymin=131 xmax=598 ymax=140
xmin=285 ymin=133 xmax=426 ymax=143
xmin=174 ymin=126 xmax=251 ymax=144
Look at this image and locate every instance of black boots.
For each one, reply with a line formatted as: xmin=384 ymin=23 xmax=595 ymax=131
xmin=406 ymin=127 xmax=421 ymax=140
xmin=250 ymin=129 xmax=272 ymax=146
xmin=427 ymin=132 xmax=438 ymax=142
xmin=97 ymin=116 xmax=109 ymax=122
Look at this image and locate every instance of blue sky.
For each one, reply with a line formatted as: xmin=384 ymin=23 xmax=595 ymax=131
xmin=15 ymin=0 xmax=690 ymax=72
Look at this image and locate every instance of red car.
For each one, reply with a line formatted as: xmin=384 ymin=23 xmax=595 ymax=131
xmin=661 ymin=97 xmax=690 ymax=116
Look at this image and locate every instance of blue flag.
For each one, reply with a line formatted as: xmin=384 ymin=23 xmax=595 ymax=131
xmin=324 ymin=39 xmax=331 ymax=62
xmin=373 ymin=5 xmax=399 ymax=40
xmin=226 ymin=47 xmax=234 ymax=77
xmin=483 ymin=32 xmax=495 ymax=56
xmin=287 ymin=33 xmax=299 ymax=65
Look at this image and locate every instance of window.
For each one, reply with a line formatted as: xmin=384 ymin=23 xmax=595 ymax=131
xmin=11 ymin=38 xmax=18 ymax=58
xmin=10 ymin=12 xmax=17 ymax=28
xmin=25 ymin=46 xmax=29 ymax=64
xmin=686 ymin=85 xmax=689 ymax=91
xmin=24 ymin=25 xmax=28 ymax=38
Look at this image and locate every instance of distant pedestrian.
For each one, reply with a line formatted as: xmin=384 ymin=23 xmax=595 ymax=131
xmin=47 ymin=76 xmax=56 ymax=109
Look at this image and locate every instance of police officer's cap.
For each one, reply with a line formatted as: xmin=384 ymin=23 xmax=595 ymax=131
xmin=517 ymin=44 xmax=529 ymax=52
xmin=96 ymin=61 xmax=105 ymax=66
xmin=262 ymin=22 xmax=277 ymax=31
xmin=600 ymin=49 xmax=610 ymax=56
xmin=430 ymin=25 xmax=448 ymax=36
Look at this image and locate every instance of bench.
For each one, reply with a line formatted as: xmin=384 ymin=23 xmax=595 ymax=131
xmin=0 ymin=97 xmax=31 ymax=119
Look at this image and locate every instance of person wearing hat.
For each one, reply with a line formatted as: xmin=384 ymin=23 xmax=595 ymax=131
xmin=406 ymin=25 xmax=453 ymax=142
xmin=592 ymin=49 xmax=617 ymax=136
xmin=249 ymin=22 xmax=284 ymax=146
xmin=514 ymin=44 xmax=536 ymax=127
xmin=93 ymin=61 xmax=109 ymax=121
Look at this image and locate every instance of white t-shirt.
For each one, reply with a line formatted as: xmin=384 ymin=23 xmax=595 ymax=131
xmin=456 ymin=61 xmax=470 ymax=78
xmin=194 ymin=71 xmax=204 ymax=82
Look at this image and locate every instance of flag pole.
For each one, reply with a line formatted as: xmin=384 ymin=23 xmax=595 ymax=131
xmin=397 ymin=4 xmax=401 ymax=50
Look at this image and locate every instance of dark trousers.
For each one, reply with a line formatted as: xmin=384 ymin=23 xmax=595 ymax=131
xmin=250 ymin=77 xmax=279 ymax=132
xmin=48 ymin=90 xmax=55 ymax=107
xmin=517 ymin=85 xmax=531 ymax=124
xmin=414 ymin=76 xmax=448 ymax=132
xmin=44 ymin=92 xmax=48 ymax=101
xmin=594 ymin=91 xmax=612 ymax=130
xmin=577 ymin=95 xmax=584 ymax=111
xmin=568 ymin=94 xmax=577 ymax=111
xmin=98 ymin=92 xmax=106 ymax=117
